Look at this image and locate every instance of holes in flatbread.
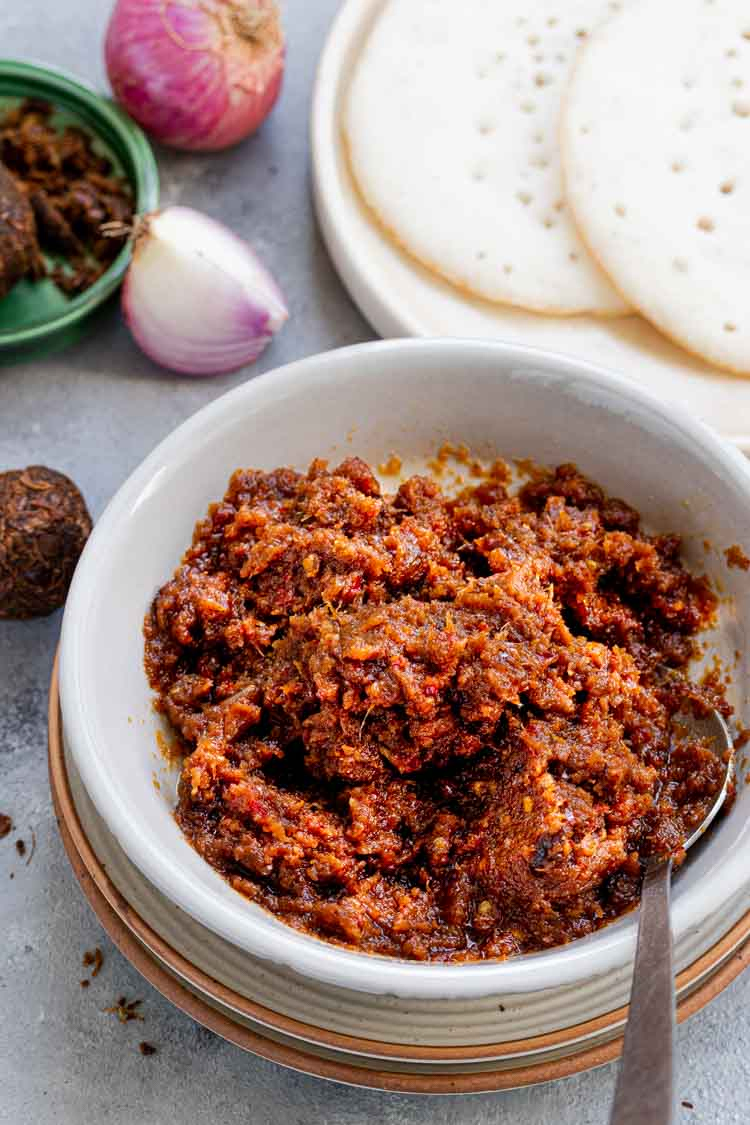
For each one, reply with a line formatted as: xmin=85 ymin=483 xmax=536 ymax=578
xmin=542 ymin=217 xmax=556 ymax=229
xmin=724 ymin=322 xmax=738 ymax=333
xmin=533 ymin=131 xmax=544 ymax=144
xmin=503 ymin=264 xmax=514 ymax=275
xmin=742 ymin=30 xmax=750 ymax=40
xmin=527 ymin=35 xmax=539 ymax=46
xmin=575 ymin=29 xmax=588 ymax=39
xmin=696 ymin=216 xmax=715 ymax=232
xmin=476 ymin=250 xmax=488 ymax=262
xmin=673 ymin=258 xmax=689 ymax=273
xmin=682 ymin=77 xmax=696 ymax=90
xmin=517 ymin=191 xmax=533 ymax=206
xmin=473 ymin=167 xmax=488 ymax=183
xmin=535 ymin=73 xmax=551 ymax=87
xmin=679 ymin=115 xmax=695 ymax=131
xmin=547 ymin=17 xmax=558 ymax=27
xmin=569 ymin=251 xmax=579 ymax=263
xmin=554 ymin=199 xmax=564 ymax=212
xmin=495 ymin=51 xmax=506 ymax=63
xmin=579 ymin=125 xmax=590 ymax=136
xmin=719 ymin=180 xmax=735 ymax=194
xmin=530 ymin=154 xmax=549 ymax=169
xmin=478 ymin=119 xmax=496 ymax=136
xmin=726 ymin=48 xmax=738 ymax=58
xmin=671 ymin=161 xmax=685 ymax=173
xmin=520 ymin=100 xmax=536 ymax=114
xmin=614 ymin=204 xmax=627 ymax=217
xmin=732 ymin=99 xmax=750 ymax=117
xmin=732 ymin=78 xmax=744 ymax=88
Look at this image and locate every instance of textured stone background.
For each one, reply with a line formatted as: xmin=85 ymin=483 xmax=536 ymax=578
xmin=1 ymin=2 xmax=748 ymax=1121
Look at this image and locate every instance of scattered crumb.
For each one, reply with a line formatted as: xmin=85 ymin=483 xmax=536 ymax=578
xmin=724 ymin=544 xmax=750 ymax=570
xmin=498 ymin=1003 xmax=506 ymax=1012
xmin=80 ymin=979 xmax=90 ymax=989
xmin=152 ymin=775 xmax=161 ymax=792
xmin=735 ymin=726 xmax=750 ymax=751
xmin=139 ymin=1042 xmax=157 ymax=1056
xmin=25 ymin=828 xmax=36 ymax=866
xmin=83 ymin=947 xmax=104 ymax=978
xmin=427 ymin=442 xmax=504 ymax=482
xmin=9 ymin=872 xmax=14 ymax=880
xmin=513 ymin=457 xmax=548 ymax=482
xmin=105 ymin=996 xmax=144 ymax=1024
xmin=702 ymin=539 xmax=712 ymax=552
xmin=15 ymin=839 xmax=26 ymax=858
xmin=0 ymin=814 xmax=12 ymax=839
xmin=378 ymin=453 xmax=402 ymax=476
xmin=155 ymin=729 xmax=182 ymax=765
xmin=681 ymin=1101 xmax=694 ymax=1110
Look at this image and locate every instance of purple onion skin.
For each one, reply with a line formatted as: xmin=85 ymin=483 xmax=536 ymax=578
xmin=105 ymin=0 xmax=285 ymax=151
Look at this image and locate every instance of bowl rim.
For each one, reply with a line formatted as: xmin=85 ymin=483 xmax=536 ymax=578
xmin=59 ymin=337 xmax=750 ymax=999
xmin=0 ymin=58 xmax=159 ymax=347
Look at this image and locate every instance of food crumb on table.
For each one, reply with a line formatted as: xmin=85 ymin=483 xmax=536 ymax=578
xmin=82 ymin=947 xmax=103 ymax=978
xmin=138 ymin=1042 xmax=157 ymax=1057
xmin=104 ymin=996 xmax=143 ymax=1024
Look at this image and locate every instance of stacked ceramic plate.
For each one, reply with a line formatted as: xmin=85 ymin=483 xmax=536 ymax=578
xmin=55 ymin=340 xmax=750 ymax=1092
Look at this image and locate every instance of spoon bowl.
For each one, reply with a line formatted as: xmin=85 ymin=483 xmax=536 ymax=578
xmin=610 ymin=707 xmax=735 ymax=1125
xmin=681 ymin=708 xmax=735 ymax=854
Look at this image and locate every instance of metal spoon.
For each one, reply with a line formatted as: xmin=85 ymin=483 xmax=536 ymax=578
xmin=609 ymin=708 xmax=735 ymax=1125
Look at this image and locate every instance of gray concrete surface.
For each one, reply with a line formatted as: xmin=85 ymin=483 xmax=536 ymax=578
xmin=0 ymin=2 xmax=748 ymax=1122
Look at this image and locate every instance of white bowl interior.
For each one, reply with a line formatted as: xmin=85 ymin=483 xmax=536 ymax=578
xmin=60 ymin=339 xmax=750 ymax=999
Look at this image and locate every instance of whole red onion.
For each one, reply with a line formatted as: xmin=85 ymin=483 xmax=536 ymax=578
xmin=105 ymin=0 xmax=285 ymax=151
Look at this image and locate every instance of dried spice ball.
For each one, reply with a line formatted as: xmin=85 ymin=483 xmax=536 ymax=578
xmin=0 ymin=466 xmax=92 ymax=618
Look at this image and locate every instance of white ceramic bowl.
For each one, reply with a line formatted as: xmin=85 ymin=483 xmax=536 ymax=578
xmin=60 ymin=339 xmax=750 ymax=1001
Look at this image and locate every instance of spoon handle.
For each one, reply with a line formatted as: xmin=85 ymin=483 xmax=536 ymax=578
xmin=609 ymin=857 xmax=675 ymax=1125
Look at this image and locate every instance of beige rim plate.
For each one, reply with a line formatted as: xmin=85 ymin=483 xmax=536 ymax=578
xmin=310 ymin=0 xmax=750 ymax=454
xmin=48 ymin=657 xmax=750 ymax=1092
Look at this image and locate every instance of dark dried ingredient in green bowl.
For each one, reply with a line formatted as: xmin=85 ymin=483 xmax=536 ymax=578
xmin=0 ymin=161 xmax=40 ymax=298
xmin=0 ymin=98 xmax=134 ymax=297
xmin=0 ymin=466 xmax=92 ymax=619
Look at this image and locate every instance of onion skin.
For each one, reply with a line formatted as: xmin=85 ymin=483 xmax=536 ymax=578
xmin=122 ymin=207 xmax=288 ymax=375
xmin=105 ymin=0 xmax=285 ymax=151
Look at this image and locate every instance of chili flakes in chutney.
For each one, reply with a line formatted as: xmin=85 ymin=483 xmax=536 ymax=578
xmin=144 ymin=458 xmax=734 ymax=961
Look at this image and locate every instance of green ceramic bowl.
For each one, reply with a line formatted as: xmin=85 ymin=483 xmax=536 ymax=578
xmin=0 ymin=59 xmax=159 ymax=359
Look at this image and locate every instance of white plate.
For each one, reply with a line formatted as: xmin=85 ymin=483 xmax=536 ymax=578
xmin=311 ymin=0 xmax=750 ymax=454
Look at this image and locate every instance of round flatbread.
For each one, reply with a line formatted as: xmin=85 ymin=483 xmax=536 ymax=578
xmin=345 ymin=0 xmax=629 ymax=317
xmin=562 ymin=0 xmax=750 ymax=374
